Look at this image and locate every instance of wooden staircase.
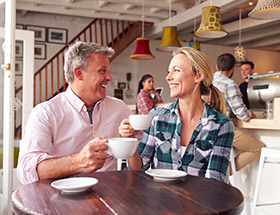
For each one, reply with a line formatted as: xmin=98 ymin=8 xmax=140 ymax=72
xmin=14 ymin=18 xmax=153 ymax=137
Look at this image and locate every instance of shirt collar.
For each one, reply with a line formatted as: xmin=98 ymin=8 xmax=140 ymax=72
xmin=200 ymin=101 xmax=217 ymax=125
xmin=215 ymin=71 xmax=227 ymax=78
xmin=65 ymin=87 xmax=105 ymax=112
xmin=170 ymin=99 xmax=217 ymax=122
xmin=170 ymin=99 xmax=179 ymax=115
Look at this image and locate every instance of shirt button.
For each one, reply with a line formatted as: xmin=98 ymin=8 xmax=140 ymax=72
xmin=202 ymin=118 xmax=208 ymax=125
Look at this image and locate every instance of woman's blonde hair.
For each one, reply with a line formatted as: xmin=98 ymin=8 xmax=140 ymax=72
xmin=173 ymin=47 xmax=226 ymax=115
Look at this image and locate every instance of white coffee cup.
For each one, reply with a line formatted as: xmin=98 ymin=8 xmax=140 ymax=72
xmin=106 ymin=137 xmax=138 ymax=159
xmin=129 ymin=114 xmax=152 ymax=130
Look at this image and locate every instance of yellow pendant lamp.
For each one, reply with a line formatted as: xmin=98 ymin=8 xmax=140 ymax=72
xmin=156 ymin=26 xmax=181 ymax=52
xmin=156 ymin=0 xmax=181 ymax=52
xmin=130 ymin=0 xmax=155 ymax=60
xmin=194 ymin=6 xmax=228 ymax=39
xmin=249 ymin=0 xmax=280 ymax=19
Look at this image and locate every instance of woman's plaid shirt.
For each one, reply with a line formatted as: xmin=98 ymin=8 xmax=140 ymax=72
xmin=138 ymin=100 xmax=234 ymax=182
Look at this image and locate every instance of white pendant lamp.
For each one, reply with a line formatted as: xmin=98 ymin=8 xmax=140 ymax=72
xmin=249 ymin=0 xmax=280 ymax=19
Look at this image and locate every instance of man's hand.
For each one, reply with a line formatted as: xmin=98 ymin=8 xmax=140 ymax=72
xmin=250 ymin=110 xmax=256 ymax=119
xmin=75 ymin=137 xmax=108 ymax=173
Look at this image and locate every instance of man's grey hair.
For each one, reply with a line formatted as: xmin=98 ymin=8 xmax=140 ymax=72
xmin=64 ymin=41 xmax=115 ymax=83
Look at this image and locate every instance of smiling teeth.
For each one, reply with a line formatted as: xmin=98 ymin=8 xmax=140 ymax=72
xmin=101 ymin=84 xmax=107 ymax=88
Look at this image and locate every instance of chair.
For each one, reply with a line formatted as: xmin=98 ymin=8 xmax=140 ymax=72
xmin=252 ymin=147 xmax=280 ymax=215
xmin=229 ymin=148 xmax=239 ymax=187
xmin=117 ymin=159 xmax=127 ymax=171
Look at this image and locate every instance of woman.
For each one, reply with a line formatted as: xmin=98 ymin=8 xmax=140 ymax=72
xmin=120 ymin=47 xmax=234 ymax=182
xmin=136 ymin=74 xmax=163 ymax=114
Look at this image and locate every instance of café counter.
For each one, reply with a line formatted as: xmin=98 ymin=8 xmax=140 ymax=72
xmin=231 ymin=98 xmax=280 ymax=208
xmin=232 ymin=98 xmax=280 ymax=130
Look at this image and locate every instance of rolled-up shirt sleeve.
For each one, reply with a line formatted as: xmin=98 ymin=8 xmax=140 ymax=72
xmin=17 ymin=104 xmax=55 ymax=184
xmin=225 ymin=84 xmax=251 ymax=121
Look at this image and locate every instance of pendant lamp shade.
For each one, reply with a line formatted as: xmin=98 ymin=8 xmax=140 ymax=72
xmin=156 ymin=26 xmax=182 ymax=52
xmin=234 ymin=46 xmax=247 ymax=63
xmin=130 ymin=38 xmax=155 ymax=60
xmin=194 ymin=6 xmax=228 ymax=39
xmin=249 ymin=0 xmax=280 ymax=19
xmin=189 ymin=41 xmax=201 ymax=51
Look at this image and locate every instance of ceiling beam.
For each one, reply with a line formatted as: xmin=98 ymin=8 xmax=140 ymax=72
xmin=16 ymin=0 xmax=169 ymax=21
xmin=223 ymin=17 xmax=276 ymax=34
xmin=226 ymin=24 xmax=280 ymax=45
xmin=100 ymin=0 xmax=186 ymax=11
xmin=124 ymin=4 xmax=135 ymax=11
xmin=16 ymin=2 xmax=162 ymax=22
xmin=249 ymin=35 xmax=280 ymax=48
xmin=17 ymin=0 xmax=186 ymax=13
xmin=97 ymin=1 xmax=108 ymax=9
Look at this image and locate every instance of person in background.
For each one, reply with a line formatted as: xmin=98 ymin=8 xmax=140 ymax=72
xmin=136 ymin=74 xmax=163 ymax=114
xmin=213 ymin=53 xmax=265 ymax=173
xmin=239 ymin=61 xmax=255 ymax=109
xmin=120 ymin=47 xmax=234 ymax=183
xmin=17 ymin=41 xmax=141 ymax=185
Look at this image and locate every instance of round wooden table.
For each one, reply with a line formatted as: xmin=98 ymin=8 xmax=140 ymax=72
xmin=12 ymin=171 xmax=244 ymax=215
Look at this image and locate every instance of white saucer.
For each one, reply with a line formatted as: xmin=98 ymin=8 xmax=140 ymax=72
xmin=145 ymin=169 xmax=187 ymax=182
xmin=51 ymin=177 xmax=98 ymax=194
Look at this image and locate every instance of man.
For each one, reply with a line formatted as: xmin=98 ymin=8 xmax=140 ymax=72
xmin=213 ymin=53 xmax=265 ymax=173
xmin=17 ymin=41 xmax=140 ymax=184
xmin=239 ymin=61 xmax=255 ymax=109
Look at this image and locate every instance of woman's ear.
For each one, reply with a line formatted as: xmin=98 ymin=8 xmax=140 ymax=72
xmin=74 ymin=66 xmax=83 ymax=80
xmin=194 ymin=73 xmax=203 ymax=83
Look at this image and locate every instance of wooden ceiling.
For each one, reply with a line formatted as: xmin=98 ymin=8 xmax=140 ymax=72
xmin=16 ymin=0 xmax=280 ymax=52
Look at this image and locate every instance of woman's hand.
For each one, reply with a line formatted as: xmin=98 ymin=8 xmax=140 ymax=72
xmin=119 ymin=118 xmax=136 ymax=138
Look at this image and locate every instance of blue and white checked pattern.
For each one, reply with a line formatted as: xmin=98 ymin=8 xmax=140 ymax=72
xmin=213 ymin=72 xmax=251 ymax=121
xmin=138 ymin=100 xmax=234 ymax=182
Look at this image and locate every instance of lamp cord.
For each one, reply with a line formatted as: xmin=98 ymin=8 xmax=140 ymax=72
xmin=193 ymin=18 xmax=196 ymax=42
xmin=169 ymin=0 xmax=171 ymax=26
xmin=239 ymin=8 xmax=241 ymax=47
xmin=142 ymin=0 xmax=144 ymax=38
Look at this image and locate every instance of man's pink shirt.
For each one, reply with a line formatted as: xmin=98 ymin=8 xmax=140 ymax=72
xmin=17 ymin=87 xmax=139 ymax=184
